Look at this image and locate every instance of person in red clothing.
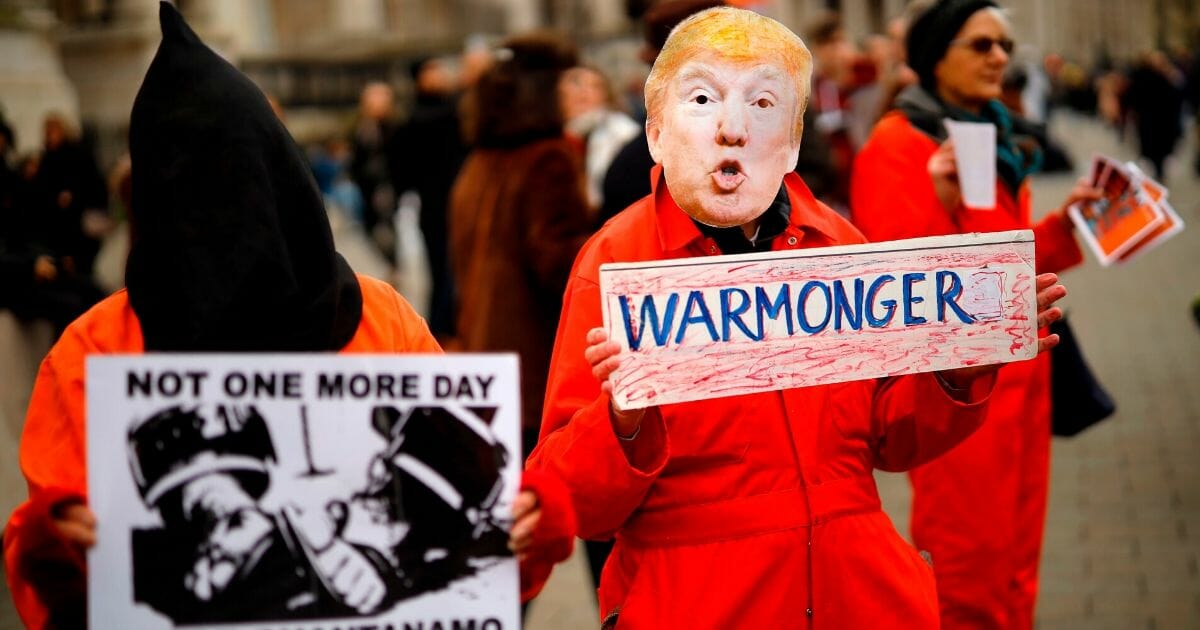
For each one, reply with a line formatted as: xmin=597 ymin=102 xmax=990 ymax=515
xmin=528 ymin=7 xmax=1069 ymax=628
xmin=850 ymin=1 xmax=1102 ymax=628
xmin=3 ymin=5 xmax=573 ymax=628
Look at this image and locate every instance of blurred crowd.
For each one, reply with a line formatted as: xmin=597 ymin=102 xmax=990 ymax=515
xmin=0 ymin=114 xmax=111 ymax=334
xmin=2 ymin=2 xmax=1197 ymax=345
xmin=5 ymin=2 xmax=1199 ymax=352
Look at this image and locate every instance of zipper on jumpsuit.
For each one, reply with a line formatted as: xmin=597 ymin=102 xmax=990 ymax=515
xmin=702 ymin=236 xmax=817 ymax=626
xmin=774 ymin=232 xmax=816 ymax=627
xmin=779 ymin=387 xmax=817 ymax=627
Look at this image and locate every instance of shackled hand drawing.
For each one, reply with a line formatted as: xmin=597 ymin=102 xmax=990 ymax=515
xmin=87 ymin=355 xmax=520 ymax=630
xmin=600 ymin=230 xmax=1036 ymax=409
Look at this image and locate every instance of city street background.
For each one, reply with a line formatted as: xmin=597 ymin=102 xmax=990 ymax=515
xmin=2 ymin=111 xmax=1194 ymax=629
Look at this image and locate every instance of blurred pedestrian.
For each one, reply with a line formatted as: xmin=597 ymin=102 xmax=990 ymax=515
xmin=1126 ymin=50 xmax=1185 ymax=181
xmin=30 ymin=113 xmax=110 ymax=279
xmin=847 ymin=16 xmax=918 ymax=149
xmin=449 ymin=32 xmax=592 ymax=457
xmin=806 ymin=11 xmax=860 ymax=212
xmin=393 ymin=56 xmax=474 ymax=339
xmin=0 ymin=116 xmax=104 ymax=334
xmin=851 ymin=2 xmax=1101 ymax=628
xmin=597 ymin=0 xmax=726 ymax=224
xmin=311 ymin=136 xmax=365 ymax=224
xmin=351 ymin=82 xmax=401 ymax=261
xmin=560 ymin=64 xmax=641 ymax=220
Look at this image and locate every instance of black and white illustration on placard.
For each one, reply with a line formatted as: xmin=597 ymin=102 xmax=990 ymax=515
xmin=87 ymin=355 xmax=521 ymax=630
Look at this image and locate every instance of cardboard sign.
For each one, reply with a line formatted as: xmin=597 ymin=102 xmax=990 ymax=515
xmin=1068 ymin=154 xmax=1183 ymax=266
xmin=87 ymin=354 xmax=521 ymax=630
xmin=600 ymin=231 xmax=1037 ymax=410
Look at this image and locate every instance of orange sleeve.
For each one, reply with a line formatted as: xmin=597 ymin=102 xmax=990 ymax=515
xmin=4 ymin=334 xmax=92 ymax=629
xmin=516 ymin=468 xmax=577 ymax=603
xmin=871 ymin=372 xmax=995 ymax=472
xmin=388 ymin=283 xmax=443 ymax=353
xmin=1031 ymin=206 xmax=1083 ymax=274
xmin=352 ymin=274 xmax=443 ymax=353
xmin=527 ymin=266 xmax=669 ymax=541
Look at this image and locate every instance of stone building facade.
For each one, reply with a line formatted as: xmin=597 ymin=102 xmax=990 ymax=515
xmin=0 ymin=0 xmax=1195 ymax=168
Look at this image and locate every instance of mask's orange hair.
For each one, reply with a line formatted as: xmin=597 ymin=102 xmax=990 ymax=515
xmin=646 ymin=7 xmax=813 ymax=142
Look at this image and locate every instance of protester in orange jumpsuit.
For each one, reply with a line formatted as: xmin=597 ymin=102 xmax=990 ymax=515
xmin=3 ymin=5 xmax=573 ymax=628
xmin=528 ymin=7 xmax=1069 ymax=628
xmin=850 ymin=1 xmax=1099 ymax=627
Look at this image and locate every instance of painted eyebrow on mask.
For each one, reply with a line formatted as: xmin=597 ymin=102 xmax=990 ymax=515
xmin=676 ymin=65 xmax=720 ymax=90
xmin=744 ymin=64 xmax=789 ymax=87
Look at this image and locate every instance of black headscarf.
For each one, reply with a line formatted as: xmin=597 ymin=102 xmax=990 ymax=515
xmin=906 ymin=0 xmax=997 ymax=91
xmin=127 ymin=2 xmax=361 ymax=351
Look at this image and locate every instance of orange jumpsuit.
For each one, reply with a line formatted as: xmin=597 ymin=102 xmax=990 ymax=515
xmin=851 ymin=111 xmax=1082 ymax=629
xmin=4 ymin=275 xmax=571 ymax=627
xmin=529 ymin=167 xmax=995 ymax=628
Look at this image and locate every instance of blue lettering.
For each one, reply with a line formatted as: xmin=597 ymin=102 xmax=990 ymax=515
xmin=675 ymin=290 xmax=719 ymax=344
xmin=618 ymin=293 xmax=679 ymax=350
xmin=756 ymin=285 xmax=794 ymax=336
xmin=797 ymin=281 xmax=832 ymax=334
xmin=832 ymin=278 xmax=865 ymax=331
xmin=720 ymin=288 xmax=760 ymax=341
xmin=903 ymin=273 xmax=927 ymax=325
xmin=936 ymin=270 xmax=975 ymax=324
xmin=865 ymin=275 xmax=897 ymax=328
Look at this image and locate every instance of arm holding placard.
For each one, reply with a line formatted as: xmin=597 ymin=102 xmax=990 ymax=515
xmin=874 ymin=272 xmax=1067 ymax=469
xmin=510 ymin=469 xmax=577 ymax=602
xmin=570 ymin=271 xmax=1069 ymax=475
xmin=527 ymin=275 xmax=669 ymax=541
xmin=4 ymin=328 xmax=93 ymax=629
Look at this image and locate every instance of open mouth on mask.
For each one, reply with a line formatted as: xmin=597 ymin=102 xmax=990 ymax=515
xmin=713 ymin=161 xmax=746 ymax=192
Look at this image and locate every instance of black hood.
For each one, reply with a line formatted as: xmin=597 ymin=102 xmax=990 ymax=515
xmin=127 ymin=2 xmax=361 ymax=351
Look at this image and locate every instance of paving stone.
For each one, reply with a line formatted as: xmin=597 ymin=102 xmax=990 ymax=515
xmin=1022 ymin=114 xmax=1200 ymax=628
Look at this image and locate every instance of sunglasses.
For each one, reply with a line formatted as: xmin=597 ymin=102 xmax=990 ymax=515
xmin=951 ymin=36 xmax=1015 ymax=55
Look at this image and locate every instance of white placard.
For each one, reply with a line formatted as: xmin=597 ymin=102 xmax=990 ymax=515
xmin=600 ymin=231 xmax=1037 ymax=410
xmin=87 ymin=354 xmax=521 ymax=630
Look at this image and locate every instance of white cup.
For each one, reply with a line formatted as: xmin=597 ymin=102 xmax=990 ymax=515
xmin=944 ymin=119 xmax=997 ymax=210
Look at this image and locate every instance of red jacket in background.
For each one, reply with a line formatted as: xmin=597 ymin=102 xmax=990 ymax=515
xmin=851 ymin=111 xmax=1082 ymax=630
xmin=528 ymin=167 xmax=995 ymax=629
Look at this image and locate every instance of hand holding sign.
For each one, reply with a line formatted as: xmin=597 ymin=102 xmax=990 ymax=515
xmin=1062 ymin=177 xmax=1104 ymax=215
xmin=1032 ymin=272 xmax=1067 ymax=351
xmin=936 ymin=272 xmax=1067 ymax=392
xmin=584 ymin=327 xmax=646 ymax=435
xmin=508 ymin=491 xmax=539 ymax=559
xmin=53 ymin=502 xmax=97 ymax=551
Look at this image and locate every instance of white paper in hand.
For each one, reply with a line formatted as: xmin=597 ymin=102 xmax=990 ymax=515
xmin=944 ymin=119 xmax=996 ymax=210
